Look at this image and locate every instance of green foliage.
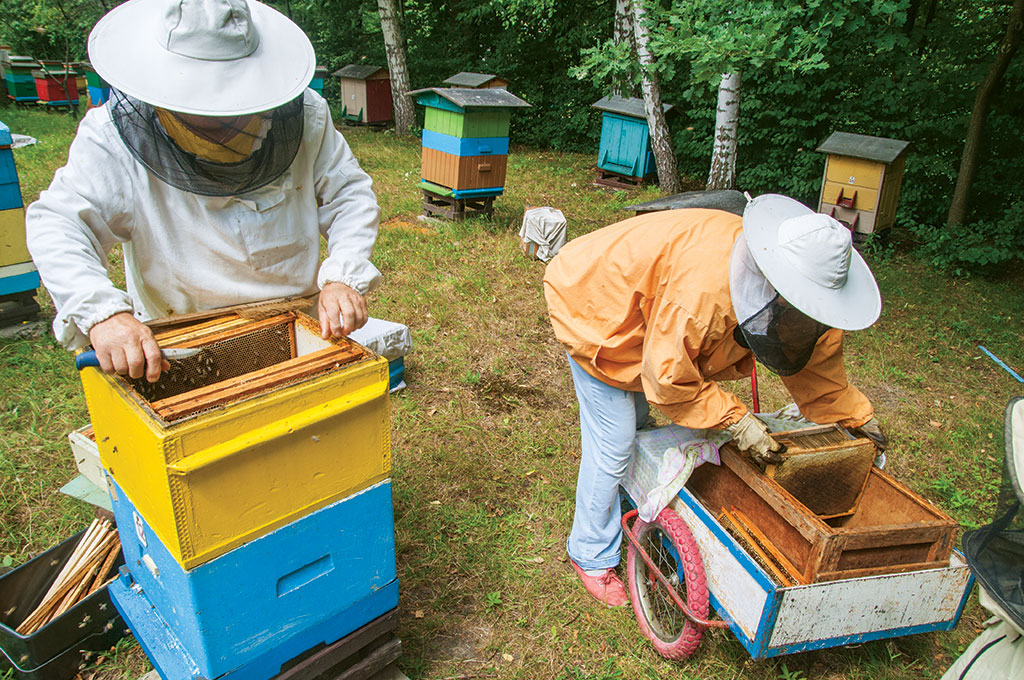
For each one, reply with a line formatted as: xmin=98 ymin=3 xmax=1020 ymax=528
xmin=910 ymin=202 xmax=1024 ymax=276
xmin=3 ymin=0 xmax=1021 ymax=274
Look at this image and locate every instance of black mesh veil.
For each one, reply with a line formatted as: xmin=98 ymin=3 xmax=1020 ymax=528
xmin=962 ymin=396 xmax=1024 ymax=631
xmin=108 ymin=88 xmax=304 ymax=197
xmin=734 ymin=294 xmax=831 ymax=376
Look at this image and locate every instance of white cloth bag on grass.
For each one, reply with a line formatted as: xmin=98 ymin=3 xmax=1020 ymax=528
xmin=519 ymin=207 xmax=567 ymax=262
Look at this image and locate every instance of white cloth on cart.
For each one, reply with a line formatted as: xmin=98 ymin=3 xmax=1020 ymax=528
xmin=623 ymin=403 xmax=814 ymax=522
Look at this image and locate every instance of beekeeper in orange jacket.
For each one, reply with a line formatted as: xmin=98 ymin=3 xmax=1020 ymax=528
xmin=543 ymin=194 xmax=887 ymax=606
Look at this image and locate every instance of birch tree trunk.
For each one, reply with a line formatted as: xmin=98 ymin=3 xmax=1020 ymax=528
xmin=377 ymin=0 xmax=415 ymax=136
xmin=947 ymin=0 xmax=1023 ymax=225
xmin=707 ymin=71 xmax=741 ymax=190
xmin=613 ymin=0 xmax=634 ymax=98
xmin=631 ymin=0 xmax=680 ymax=194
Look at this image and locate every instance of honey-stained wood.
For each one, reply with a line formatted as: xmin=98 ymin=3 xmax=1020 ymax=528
xmin=167 ymin=313 xmax=297 ymax=350
xmin=151 ymin=345 xmax=364 ymax=421
xmin=688 ymin=445 xmax=958 ymax=583
xmin=154 ymin=315 xmax=249 ymax=345
xmin=145 ymin=296 xmax=312 ymax=332
xmin=769 ymin=426 xmax=876 ymax=518
xmin=731 ymin=507 xmax=807 ymax=585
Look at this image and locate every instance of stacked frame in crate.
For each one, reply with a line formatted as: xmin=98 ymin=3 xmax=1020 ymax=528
xmin=0 ymin=120 xmax=41 ymax=325
xmin=80 ymin=311 xmax=401 ymax=679
xmin=409 ymin=86 xmax=530 ymax=201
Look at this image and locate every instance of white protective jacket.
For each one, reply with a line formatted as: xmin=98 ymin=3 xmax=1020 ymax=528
xmin=26 ymin=90 xmax=381 ymax=349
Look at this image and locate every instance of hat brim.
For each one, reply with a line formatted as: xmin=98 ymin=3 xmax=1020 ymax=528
xmin=743 ymin=194 xmax=882 ymax=331
xmin=88 ymin=0 xmax=315 ymax=116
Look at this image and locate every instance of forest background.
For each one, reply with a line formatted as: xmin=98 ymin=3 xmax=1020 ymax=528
xmin=1 ymin=0 xmax=1022 ymax=275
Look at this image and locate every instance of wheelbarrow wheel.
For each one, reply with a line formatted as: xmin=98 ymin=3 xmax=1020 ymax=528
xmin=626 ymin=507 xmax=709 ymax=659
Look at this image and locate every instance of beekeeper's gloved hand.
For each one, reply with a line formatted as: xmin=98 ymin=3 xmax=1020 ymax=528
xmin=726 ymin=412 xmax=786 ymax=464
xmin=851 ymin=417 xmax=888 ymax=452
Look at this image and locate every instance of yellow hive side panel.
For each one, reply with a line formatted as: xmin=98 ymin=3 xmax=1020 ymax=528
xmin=169 ymin=355 xmax=390 ymax=568
xmin=824 ymin=156 xmax=884 ymax=189
xmin=79 ymin=368 xmax=182 ymax=559
xmin=0 ymin=207 xmax=30 ymax=268
xmin=875 ymin=155 xmax=907 ymax=232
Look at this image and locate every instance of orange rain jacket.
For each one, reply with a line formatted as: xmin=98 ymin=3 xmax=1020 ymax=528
xmin=543 ymin=209 xmax=874 ymax=430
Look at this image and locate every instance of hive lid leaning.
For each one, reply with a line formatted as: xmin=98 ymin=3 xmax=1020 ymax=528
xmin=816 ymin=131 xmax=910 ymax=163
xmin=408 ymin=87 xmax=531 ymax=110
xmin=592 ymin=94 xmax=672 ymax=118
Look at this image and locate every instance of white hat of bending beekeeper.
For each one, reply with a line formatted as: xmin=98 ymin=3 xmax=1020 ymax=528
xmin=742 ymin=194 xmax=882 ymax=331
xmin=87 ymin=0 xmax=316 ymax=116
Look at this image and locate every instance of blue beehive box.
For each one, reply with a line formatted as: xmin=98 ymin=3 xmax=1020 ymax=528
xmin=107 ymin=476 xmax=399 ymax=680
xmin=592 ymin=95 xmax=673 ymax=179
xmin=0 ymin=121 xmax=22 ymax=210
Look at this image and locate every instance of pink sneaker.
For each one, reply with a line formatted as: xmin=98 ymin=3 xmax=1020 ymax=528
xmin=570 ymin=560 xmax=628 ymax=607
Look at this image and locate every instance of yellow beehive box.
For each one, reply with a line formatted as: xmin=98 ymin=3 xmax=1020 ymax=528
xmin=80 ymin=312 xmax=390 ymax=570
xmin=816 ymin=132 xmax=909 ymax=241
xmin=0 ymin=207 xmax=30 ymax=268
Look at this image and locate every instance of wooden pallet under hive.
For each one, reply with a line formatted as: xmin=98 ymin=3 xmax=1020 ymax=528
xmin=687 ymin=445 xmax=958 ymax=584
xmin=80 ymin=311 xmax=392 ymax=569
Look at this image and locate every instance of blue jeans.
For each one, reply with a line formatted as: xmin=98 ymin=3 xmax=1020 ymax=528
xmin=565 ymin=353 xmax=650 ymax=570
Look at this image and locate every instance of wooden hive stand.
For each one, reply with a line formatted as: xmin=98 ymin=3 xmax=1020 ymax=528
xmin=421 ymin=188 xmax=495 ymax=222
xmin=593 ymin=167 xmax=647 ymax=190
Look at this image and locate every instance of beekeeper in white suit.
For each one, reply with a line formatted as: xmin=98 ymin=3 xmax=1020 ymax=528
xmin=26 ymin=0 xmax=381 ymax=383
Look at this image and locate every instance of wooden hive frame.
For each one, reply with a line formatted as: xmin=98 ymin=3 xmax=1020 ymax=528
xmin=687 ymin=446 xmax=958 ymax=583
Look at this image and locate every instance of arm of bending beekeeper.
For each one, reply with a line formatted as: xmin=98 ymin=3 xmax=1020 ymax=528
xmin=25 ymin=112 xmax=136 ymax=351
xmin=310 ymin=96 xmax=382 ymax=337
xmin=779 ymin=328 xmax=874 ymax=428
xmin=639 ymin=298 xmax=750 ymax=430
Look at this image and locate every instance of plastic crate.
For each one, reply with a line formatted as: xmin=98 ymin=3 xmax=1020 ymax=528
xmin=0 ymin=531 xmax=126 ymax=680
xmin=81 ymin=312 xmax=391 ymax=570
xmin=108 ymin=476 xmax=398 ymax=680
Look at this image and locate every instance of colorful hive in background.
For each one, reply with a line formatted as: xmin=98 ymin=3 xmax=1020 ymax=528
xmin=80 ymin=313 xmax=400 ymax=679
xmin=441 ymin=71 xmax=508 ymax=89
xmin=32 ymin=68 xmax=79 ymax=107
xmin=0 ymin=120 xmax=41 ymax=310
xmin=308 ymin=64 xmax=328 ymax=97
xmin=4 ymin=56 xmax=40 ymax=102
xmin=332 ymin=64 xmax=393 ymax=124
xmin=82 ymin=62 xmax=110 ymax=108
xmin=409 ymin=86 xmax=530 ymax=199
xmin=0 ymin=46 xmax=9 ymax=99
xmin=592 ymin=95 xmax=672 ymax=180
xmin=816 ymin=131 xmax=910 ymax=241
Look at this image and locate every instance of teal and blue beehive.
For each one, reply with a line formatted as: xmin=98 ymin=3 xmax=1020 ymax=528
xmin=592 ymin=95 xmax=673 ymax=180
xmin=4 ymin=56 xmax=40 ymax=102
xmin=0 ymin=121 xmax=41 ymax=301
xmin=408 ymin=86 xmax=530 ymax=199
xmin=82 ymin=62 xmax=110 ymax=109
xmin=309 ymin=65 xmax=328 ymax=97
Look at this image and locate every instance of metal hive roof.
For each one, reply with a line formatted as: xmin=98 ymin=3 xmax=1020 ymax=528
xmin=331 ymin=64 xmax=387 ymax=80
xmin=816 ymin=131 xmax=910 ymax=163
xmin=592 ymin=95 xmax=673 ymax=117
xmin=408 ymin=87 xmax=531 ymax=109
xmin=442 ymin=72 xmax=503 ymax=88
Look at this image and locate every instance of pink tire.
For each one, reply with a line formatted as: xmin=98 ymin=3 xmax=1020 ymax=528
xmin=626 ymin=507 xmax=709 ymax=659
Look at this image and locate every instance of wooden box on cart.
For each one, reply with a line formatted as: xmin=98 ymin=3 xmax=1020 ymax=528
xmin=688 ymin=446 xmax=958 ymax=584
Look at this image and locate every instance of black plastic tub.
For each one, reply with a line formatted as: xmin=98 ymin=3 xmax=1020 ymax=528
xmin=0 ymin=530 xmax=127 ymax=679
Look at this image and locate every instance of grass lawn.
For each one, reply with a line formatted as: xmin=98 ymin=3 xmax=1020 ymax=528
xmin=1 ymin=104 xmax=1022 ymax=680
